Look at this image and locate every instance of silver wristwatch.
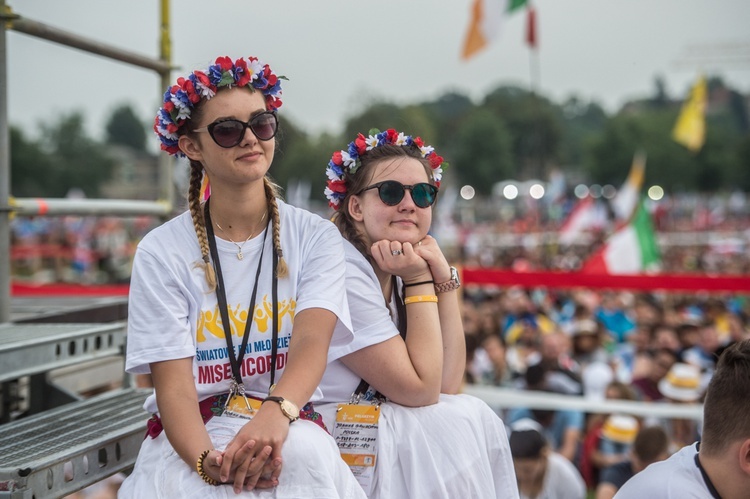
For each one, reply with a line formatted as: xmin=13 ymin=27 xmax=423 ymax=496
xmin=435 ymin=266 xmax=461 ymax=293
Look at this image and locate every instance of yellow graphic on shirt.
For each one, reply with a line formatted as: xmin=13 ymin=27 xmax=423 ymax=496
xmin=196 ymin=295 xmax=296 ymax=343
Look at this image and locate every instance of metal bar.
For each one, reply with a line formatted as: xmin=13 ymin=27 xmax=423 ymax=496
xmin=10 ymin=197 xmax=171 ymax=217
xmin=6 ymin=17 xmax=171 ymax=75
xmin=0 ymin=0 xmax=11 ymax=324
xmin=464 ymin=385 xmax=704 ymax=421
xmin=158 ymin=0 xmax=174 ymax=217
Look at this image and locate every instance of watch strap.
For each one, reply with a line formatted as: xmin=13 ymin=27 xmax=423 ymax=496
xmin=435 ymin=266 xmax=460 ymax=293
xmin=263 ymin=396 xmax=299 ymax=422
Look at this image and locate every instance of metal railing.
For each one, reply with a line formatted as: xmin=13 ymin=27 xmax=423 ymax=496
xmin=0 ymin=0 xmax=175 ymax=323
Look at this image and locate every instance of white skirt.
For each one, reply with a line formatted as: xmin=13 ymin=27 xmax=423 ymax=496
xmin=318 ymin=394 xmax=519 ymax=499
xmin=118 ymin=415 xmax=366 ymax=499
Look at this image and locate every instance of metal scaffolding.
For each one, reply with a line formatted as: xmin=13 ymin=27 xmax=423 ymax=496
xmin=0 ymin=0 xmax=174 ymax=323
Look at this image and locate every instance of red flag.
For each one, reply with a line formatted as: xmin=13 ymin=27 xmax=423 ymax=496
xmin=526 ymin=5 xmax=537 ymax=48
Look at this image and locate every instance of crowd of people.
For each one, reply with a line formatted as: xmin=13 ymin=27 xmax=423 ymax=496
xmin=464 ymin=284 xmax=750 ymax=497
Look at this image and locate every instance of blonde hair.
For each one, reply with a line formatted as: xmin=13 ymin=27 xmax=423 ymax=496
xmin=187 ymin=161 xmax=288 ymax=290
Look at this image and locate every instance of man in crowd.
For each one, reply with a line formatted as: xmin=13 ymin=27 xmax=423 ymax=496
xmin=615 ymin=339 xmax=750 ymax=498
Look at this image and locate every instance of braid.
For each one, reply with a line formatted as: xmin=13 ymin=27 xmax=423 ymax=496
xmin=188 ymin=161 xmax=216 ymax=289
xmin=263 ymin=176 xmax=288 ymax=278
xmin=332 ymin=211 xmax=369 ymax=258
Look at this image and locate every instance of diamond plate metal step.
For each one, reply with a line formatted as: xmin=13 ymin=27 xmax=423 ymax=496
xmin=0 ymin=388 xmax=150 ymax=498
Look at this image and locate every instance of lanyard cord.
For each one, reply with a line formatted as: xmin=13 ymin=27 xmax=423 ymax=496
xmin=694 ymin=443 xmax=722 ymax=499
xmin=353 ymin=276 xmax=407 ymax=400
xmin=204 ymin=199 xmax=279 ymax=389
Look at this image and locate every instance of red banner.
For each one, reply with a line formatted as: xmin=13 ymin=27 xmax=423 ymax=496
xmin=462 ymin=268 xmax=750 ymax=292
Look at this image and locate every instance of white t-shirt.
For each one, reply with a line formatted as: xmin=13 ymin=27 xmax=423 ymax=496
xmin=615 ymin=443 xmax=713 ymax=499
xmin=126 ymin=200 xmax=353 ymax=413
xmin=319 ymin=240 xmax=401 ymax=402
xmin=519 ymin=452 xmax=586 ymax=499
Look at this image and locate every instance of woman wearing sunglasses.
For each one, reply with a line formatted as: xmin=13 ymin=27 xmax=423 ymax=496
xmin=317 ymin=129 xmax=519 ymax=498
xmin=120 ymin=56 xmax=365 ymax=498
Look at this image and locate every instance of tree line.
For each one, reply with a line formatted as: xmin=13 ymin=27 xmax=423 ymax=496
xmin=10 ymin=76 xmax=750 ymax=200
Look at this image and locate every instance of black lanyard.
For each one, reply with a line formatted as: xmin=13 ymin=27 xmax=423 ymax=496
xmin=353 ymin=276 xmax=407 ymax=400
xmin=694 ymin=442 xmax=722 ymax=499
xmin=204 ymin=200 xmax=280 ymax=391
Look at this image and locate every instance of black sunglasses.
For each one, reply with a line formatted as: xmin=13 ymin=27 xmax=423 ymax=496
xmin=360 ymin=180 xmax=438 ymax=209
xmin=193 ymin=111 xmax=278 ymax=148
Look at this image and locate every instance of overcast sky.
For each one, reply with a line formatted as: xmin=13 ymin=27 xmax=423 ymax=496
xmin=6 ymin=0 xmax=749 ymax=150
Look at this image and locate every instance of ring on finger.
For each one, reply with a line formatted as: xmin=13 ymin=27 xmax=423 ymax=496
xmin=391 ymin=249 xmax=403 ymax=256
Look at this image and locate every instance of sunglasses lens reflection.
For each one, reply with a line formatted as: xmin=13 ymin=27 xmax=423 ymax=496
xmin=211 ymin=121 xmax=245 ymax=147
xmin=250 ymin=113 xmax=277 ymax=140
xmin=412 ymin=183 xmax=437 ymax=208
xmin=378 ymin=181 xmax=406 ymax=205
xmin=376 ymin=181 xmax=437 ymax=208
xmin=208 ymin=113 xmax=278 ymax=148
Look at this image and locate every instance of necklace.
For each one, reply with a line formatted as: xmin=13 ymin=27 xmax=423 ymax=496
xmin=214 ymin=211 xmax=267 ymax=260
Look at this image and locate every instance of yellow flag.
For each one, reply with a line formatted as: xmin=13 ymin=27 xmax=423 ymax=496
xmin=672 ymin=75 xmax=707 ymax=153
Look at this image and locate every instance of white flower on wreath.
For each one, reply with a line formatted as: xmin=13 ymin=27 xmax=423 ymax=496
xmin=341 ymin=151 xmax=356 ymax=168
xmin=420 ymin=145 xmax=435 ymax=157
xmin=248 ymin=59 xmax=264 ymax=80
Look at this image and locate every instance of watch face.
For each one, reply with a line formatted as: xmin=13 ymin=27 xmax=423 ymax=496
xmin=280 ymin=399 xmax=299 ymax=418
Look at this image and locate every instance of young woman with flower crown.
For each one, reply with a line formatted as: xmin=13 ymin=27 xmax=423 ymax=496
xmin=317 ymin=129 xmax=519 ymax=498
xmin=119 ymin=56 xmax=365 ymax=498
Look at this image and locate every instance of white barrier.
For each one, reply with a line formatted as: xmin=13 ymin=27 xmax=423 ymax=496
xmin=463 ymin=385 xmax=704 ymax=421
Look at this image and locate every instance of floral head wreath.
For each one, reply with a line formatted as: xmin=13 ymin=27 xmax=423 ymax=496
xmin=324 ymin=128 xmax=445 ymax=210
xmin=154 ymin=56 xmax=285 ymax=157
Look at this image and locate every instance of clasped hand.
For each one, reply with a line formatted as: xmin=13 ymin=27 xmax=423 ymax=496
xmin=201 ymin=407 xmax=288 ymax=494
xmin=371 ymin=236 xmax=451 ymax=283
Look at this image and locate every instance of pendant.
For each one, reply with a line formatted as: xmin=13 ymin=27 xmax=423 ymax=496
xmin=237 ymin=250 xmax=244 ymax=261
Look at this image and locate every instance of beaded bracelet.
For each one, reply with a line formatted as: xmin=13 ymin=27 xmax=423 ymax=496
xmin=197 ymin=449 xmax=219 ymax=486
xmin=404 ymin=295 xmax=438 ymax=305
xmin=403 ymin=280 xmax=434 ymax=288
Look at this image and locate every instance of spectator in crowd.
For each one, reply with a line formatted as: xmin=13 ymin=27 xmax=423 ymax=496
xmin=675 ymin=321 xmax=701 ymax=355
xmin=657 ymin=362 xmax=705 ymax=451
xmin=570 ymin=318 xmax=609 ymax=369
xmin=479 ymin=332 xmax=513 ymax=386
xmin=615 ymin=339 xmax=750 ymax=498
xmin=579 ymin=382 xmax=638 ymax=490
xmin=597 ymin=415 xmax=640 ymax=468
xmin=595 ymin=425 xmax=669 ymax=499
xmin=650 ymin=323 xmax=682 ymax=354
xmin=595 ymin=292 xmax=636 ymax=344
xmin=510 ymin=420 xmax=586 ymax=499
xmin=508 ymin=362 xmax=585 ymax=463
xmin=611 ymin=322 xmax=653 ymax=383
xmin=538 ymin=331 xmax=583 ymax=395
xmin=683 ymin=321 xmax=722 ymax=373
xmin=630 ymin=347 xmax=678 ymax=401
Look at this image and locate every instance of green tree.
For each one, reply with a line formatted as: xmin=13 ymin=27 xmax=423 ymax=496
xmin=586 ymin=109 xmax=717 ymax=192
xmin=736 ymin=135 xmax=750 ymax=191
xmin=105 ymin=104 xmax=147 ymax=151
xmin=482 ymin=85 xmax=563 ymax=178
xmin=342 ymin=101 xmax=431 ymax=140
xmin=453 ymin=108 xmax=513 ymax=194
xmin=559 ymin=96 xmax=608 ymax=168
xmin=10 ymin=126 xmax=55 ymax=197
xmin=40 ymin=112 xmax=116 ymax=197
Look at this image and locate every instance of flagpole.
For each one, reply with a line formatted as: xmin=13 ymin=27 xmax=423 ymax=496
xmin=526 ymin=3 xmax=544 ymax=179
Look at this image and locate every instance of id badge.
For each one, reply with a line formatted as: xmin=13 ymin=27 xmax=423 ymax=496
xmin=333 ymin=403 xmax=380 ymax=495
xmin=223 ymin=393 xmax=263 ymax=420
